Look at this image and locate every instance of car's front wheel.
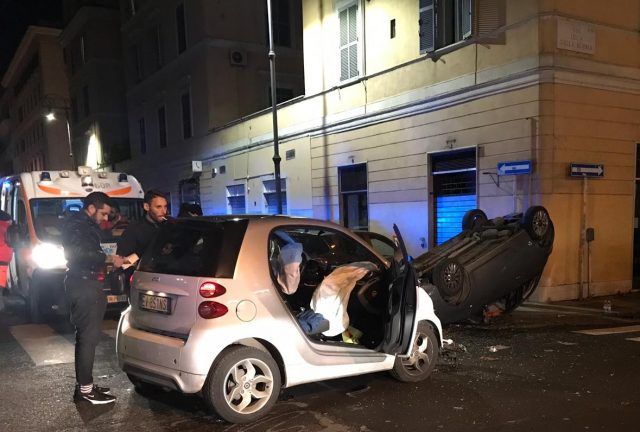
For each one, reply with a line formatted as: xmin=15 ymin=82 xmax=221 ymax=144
xmin=390 ymin=321 xmax=438 ymax=383
xmin=203 ymin=345 xmax=281 ymax=424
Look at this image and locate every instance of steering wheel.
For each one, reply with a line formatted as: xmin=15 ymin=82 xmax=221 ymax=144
xmin=300 ymin=254 xmax=329 ymax=286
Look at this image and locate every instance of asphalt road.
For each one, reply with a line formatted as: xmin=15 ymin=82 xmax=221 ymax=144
xmin=1 ymin=291 xmax=639 ymax=432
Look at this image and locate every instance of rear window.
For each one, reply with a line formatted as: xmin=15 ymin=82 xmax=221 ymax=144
xmin=138 ymin=219 xmax=248 ymax=278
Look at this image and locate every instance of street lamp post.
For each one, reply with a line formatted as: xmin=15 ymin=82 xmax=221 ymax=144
xmin=42 ymin=94 xmax=74 ymax=160
xmin=266 ymin=0 xmax=283 ymax=214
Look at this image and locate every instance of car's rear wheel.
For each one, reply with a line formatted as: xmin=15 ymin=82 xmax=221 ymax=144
xmin=523 ymin=206 xmax=551 ymax=241
xmin=433 ymin=258 xmax=469 ymax=305
xmin=203 ymin=345 xmax=281 ymax=424
xmin=390 ymin=321 xmax=438 ymax=382
xmin=462 ymin=209 xmax=488 ymax=231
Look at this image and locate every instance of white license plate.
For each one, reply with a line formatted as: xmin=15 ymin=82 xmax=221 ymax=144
xmin=107 ymin=294 xmax=128 ymax=304
xmin=139 ymin=293 xmax=172 ymax=314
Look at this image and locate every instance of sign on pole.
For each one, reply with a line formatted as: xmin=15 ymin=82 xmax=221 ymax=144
xmin=497 ymin=160 xmax=532 ymax=176
xmin=569 ymin=163 xmax=604 ymax=178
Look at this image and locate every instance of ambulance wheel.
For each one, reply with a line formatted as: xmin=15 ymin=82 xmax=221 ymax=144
xmin=26 ymin=278 xmax=43 ymax=324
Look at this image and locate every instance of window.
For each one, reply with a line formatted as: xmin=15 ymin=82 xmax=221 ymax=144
xmin=157 ymin=106 xmax=167 ymax=148
xmin=176 ymin=3 xmax=187 ymax=54
xmin=154 ymin=25 xmax=163 ymax=69
xmin=268 ymin=87 xmax=295 ymax=106
xmin=339 ymin=163 xmax=368 ymax=230
xmin=420 ymin=0 xmax=504 ymax=53
xmin=181 ymin=91 xmax=192 ymax=139
xmin=227 ymin=184 xmax=246 ymax=215
xmin=263 ymin=178 xmax=287 ymax=214
xmin=138 ymin=117 xmax=146 ymax=154
xmin=80 ymin=34 xmax=87 ymax=64
xmin=132 ymin=45 xmax=142 ymax=81
xmin=339 ymin=3 xmax=359 ymax=81
xmin=272 ymin=0 xmax=291 ymax=47
xmin=82 ymin=85 xmax=90 ymax=116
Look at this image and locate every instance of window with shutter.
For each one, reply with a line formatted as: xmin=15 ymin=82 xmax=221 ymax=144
xmin=263 ymin=179 xmax=287 ymax=214
xmin=419 ymin=0 xmax=435 ymax=53
xmin=227 ymin=184 xmax=246 ymax=215
xmin=339 ymin=3 xmax=359 ymax=81
xmin=420 ymin=0 xmax=504 ymax=53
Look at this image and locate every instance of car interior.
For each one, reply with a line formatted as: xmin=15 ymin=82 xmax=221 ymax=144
xmin=269 ymin=227 xmax=390 ymax=349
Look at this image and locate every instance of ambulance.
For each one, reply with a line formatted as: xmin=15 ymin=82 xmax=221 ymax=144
xmin=0 ymin=167 xmax=145 ymax=323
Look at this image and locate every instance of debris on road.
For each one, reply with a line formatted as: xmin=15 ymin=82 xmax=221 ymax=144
xmin=488 ymin=345 xmax=510 ymax=352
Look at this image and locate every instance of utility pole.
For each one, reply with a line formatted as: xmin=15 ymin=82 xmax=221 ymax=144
xmin=266 ymin=0 xmax=282 ymax=214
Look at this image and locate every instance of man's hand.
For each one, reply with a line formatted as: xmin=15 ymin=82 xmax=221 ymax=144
xmin=108 ymin=255 xmax=127 ymax=268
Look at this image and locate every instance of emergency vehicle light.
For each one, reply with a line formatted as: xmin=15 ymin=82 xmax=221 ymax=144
xmin=39 ymin=172 xmax=52 ymax=182
xmin=60 ymin=171 xmax=70 ymax=178
xmin=81 ymin=176 xmax=93 ymax=187
xmin=118 ymin=173 xmax=128 ymax=183
xmin=97 ymin=172 xmax=108 ymax=179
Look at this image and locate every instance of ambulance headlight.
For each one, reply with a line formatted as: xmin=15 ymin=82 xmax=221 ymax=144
xmin=32 ymin=243 xmax=67 ymax=270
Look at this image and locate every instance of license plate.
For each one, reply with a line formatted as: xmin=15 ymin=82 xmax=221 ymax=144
xmin=107 ymin=294 xmax=128 ymax=304
xmin=139 ymin=293 xmax=172 ymax=314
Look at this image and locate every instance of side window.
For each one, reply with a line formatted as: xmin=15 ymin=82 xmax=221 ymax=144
xmin=17 ymin=201 xmax=27 ymax=225
xmin=370 ymin=237 xmax=395 ymax=259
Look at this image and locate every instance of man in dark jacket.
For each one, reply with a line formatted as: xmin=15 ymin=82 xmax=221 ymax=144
xmin=117 ymin=189 xmax=168 ymax=264
xmin=62 ymin=192 xmax=125 ymax=404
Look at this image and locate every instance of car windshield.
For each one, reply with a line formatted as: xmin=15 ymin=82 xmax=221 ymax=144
xmin=29 ymin=198 xmax=145 ymax=243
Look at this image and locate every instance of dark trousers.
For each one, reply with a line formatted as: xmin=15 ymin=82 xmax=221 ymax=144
xmin=65 ymin=276 xmax=107 ymax=386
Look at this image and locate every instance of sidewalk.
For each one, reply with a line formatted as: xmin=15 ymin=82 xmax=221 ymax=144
xmin=541 ymin=290 xmax=640 ymax=319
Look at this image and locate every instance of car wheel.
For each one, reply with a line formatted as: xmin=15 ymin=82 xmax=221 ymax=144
xmin=203 ymin=345 xmax=281 ymax=424
xmin=523 ymin=206 xmax=551 ymax=241
xmin=390 ymin=321 xmax=438 ymax=383
xmin=462 ymin=209 xmax=488 ymax=231
xmin=433 ymin=258 xmax=469 ymax=305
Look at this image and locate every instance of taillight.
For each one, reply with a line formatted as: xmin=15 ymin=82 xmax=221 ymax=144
xmin=199 ymin=281 xmax=226 ymax=298
xmin=198 ymin=301 xmax=228 ymax=319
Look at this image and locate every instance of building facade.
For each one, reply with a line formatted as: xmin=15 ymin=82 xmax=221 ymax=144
xmin=118 ymin=0 xmax=305 ymax=207
xmin=0 ymin=26 xmax=74 ymax=174
xmin=60 ymin=0 xmax=130 ymax=169
xmin=122 ymin=0 xmax=640 ymax=302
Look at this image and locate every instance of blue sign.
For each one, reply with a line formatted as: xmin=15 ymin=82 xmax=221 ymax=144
xmin=497 ymin=160 xmax=532 ymax=176
xmin=570 ymin=163 xmax=604 ymax=178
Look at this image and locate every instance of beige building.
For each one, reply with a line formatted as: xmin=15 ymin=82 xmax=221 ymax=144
xmin=119 ymin=0 xmax=304 ymax=206
xmin=124 ymin=0 xmax=640 ymax=301
xmin=0 ymin=26 xmax=74 ymax=173
xmin=60 ymin=0 xmax=130 ymax=169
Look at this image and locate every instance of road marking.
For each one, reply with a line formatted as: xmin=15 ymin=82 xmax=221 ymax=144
xmin=573 ymin=325 xmax=640 ymax=336
xmin=102 ymin=320 xmax=118 ymax=339
xmin=626 ymin=337 xmax=640 ymax=342
xmin=9 ymin=324 xmax=75 ymax=366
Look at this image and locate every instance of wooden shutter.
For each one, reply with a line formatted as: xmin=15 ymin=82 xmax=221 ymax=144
xmin=419 ymin=0 xmax=435 ymax=53
xmin=339 ymin=4 xmax=359 ymax=81
xmin=476 ymin=0 xmax=505 ymax=39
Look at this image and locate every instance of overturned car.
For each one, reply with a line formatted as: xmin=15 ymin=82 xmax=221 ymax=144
xmin=412 ymin=206 xmax=554 ymax=324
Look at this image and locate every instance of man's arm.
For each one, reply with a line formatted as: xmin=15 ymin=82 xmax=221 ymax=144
xmin=116 ymin=224 xmax=138 ymax=257
xmin=62 ymin=227 xmax=106 ymax=269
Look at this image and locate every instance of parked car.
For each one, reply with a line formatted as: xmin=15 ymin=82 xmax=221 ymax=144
xmin=117 ymin=216 xmax=442 ymax=424
xmin=413 ymin=206 xmax=554 ymax=324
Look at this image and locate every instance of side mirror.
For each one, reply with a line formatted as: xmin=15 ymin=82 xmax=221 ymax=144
xmin=5 ymin=224 xmax=23 ymax=248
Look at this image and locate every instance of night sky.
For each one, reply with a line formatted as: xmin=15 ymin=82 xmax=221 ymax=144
xmin=0 ymin=0 xmax=62 ymax=82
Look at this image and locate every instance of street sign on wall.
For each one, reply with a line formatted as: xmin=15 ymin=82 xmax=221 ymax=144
xmin=570 ymin=163 xmax=604 ymax=178
xmin=497 ymin=160 xmax=532 ymax=176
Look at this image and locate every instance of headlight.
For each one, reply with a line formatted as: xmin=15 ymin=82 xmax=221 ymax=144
xmin=32 ymin=243 xmax=67 ymax=270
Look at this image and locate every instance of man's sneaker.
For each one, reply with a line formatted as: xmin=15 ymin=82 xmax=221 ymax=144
xmin=73 ymin=388 xmax=116 ymax=405
xmin=75 ymin=384 xmax=111 ymax=395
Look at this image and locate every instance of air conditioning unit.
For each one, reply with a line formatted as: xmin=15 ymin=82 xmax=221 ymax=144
xmin=229 ymin=49 xmax=247 ymax=67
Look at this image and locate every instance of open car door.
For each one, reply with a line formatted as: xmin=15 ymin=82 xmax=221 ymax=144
xmin=379 ymin=224 xmax=417 ymax=355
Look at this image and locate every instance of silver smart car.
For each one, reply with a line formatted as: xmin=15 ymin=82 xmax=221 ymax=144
xmin=116 ymin=216 xmax=442 ymax=424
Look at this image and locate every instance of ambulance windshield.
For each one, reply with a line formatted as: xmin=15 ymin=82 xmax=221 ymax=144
xmin=29 ymin=198 xmax=145 ymax=243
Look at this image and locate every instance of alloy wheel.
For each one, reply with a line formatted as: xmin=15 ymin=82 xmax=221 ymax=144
xmin=222 ymin=358 xmax=274 ymax=415
xmin=531 ymin=209 xmax=549 ymax=238
xmin=400 ymin=329 xmax=433 ymax=376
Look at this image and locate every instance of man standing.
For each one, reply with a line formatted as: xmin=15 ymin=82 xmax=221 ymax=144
xmin=117 ymin=189 xmax=168 ymax=266
xmin=62 ymin=192 xmax=125 ymax=404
